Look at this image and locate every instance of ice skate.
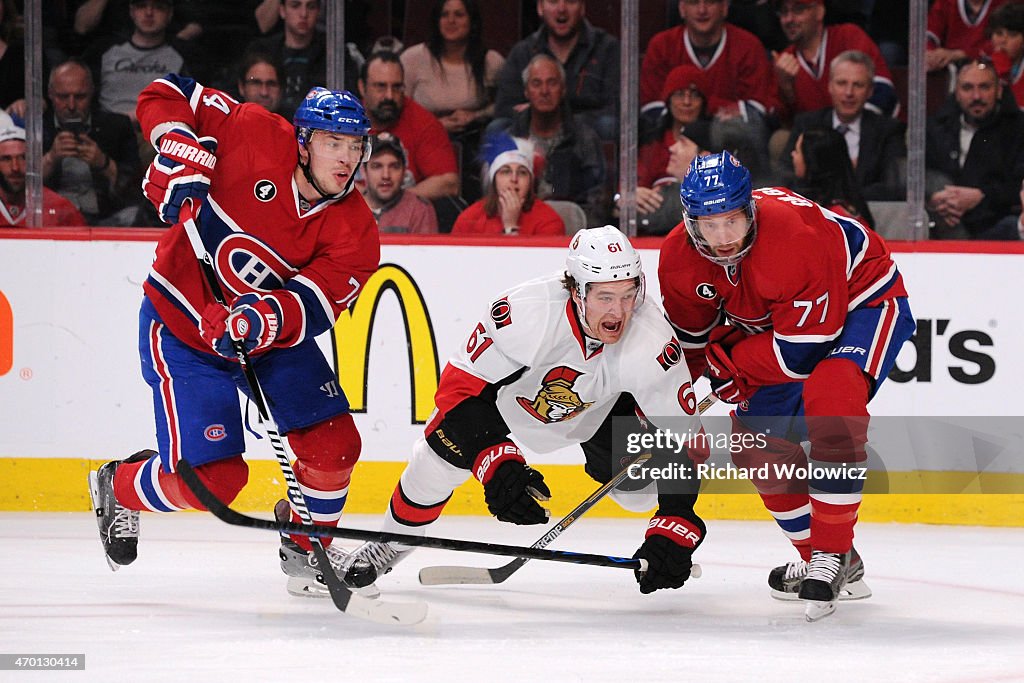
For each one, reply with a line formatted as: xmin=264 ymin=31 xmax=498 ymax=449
xmin=768 ymin=546 xmax=871 ymax=602
xmin=88 ymin=451 xmax=150 ymax=571
xmin=340 ymin=541 xmax=414 ymax=594
xmin=274 ymin=499 xmax=379 ymax=599
xmin=799 ymin=550 xmax=851 ymax=621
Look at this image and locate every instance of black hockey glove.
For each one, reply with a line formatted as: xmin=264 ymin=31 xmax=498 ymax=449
xmin=633 ymin=514 xmax=706 ymax=594
xmin=473 ymin=442 xmax=550 ymax=525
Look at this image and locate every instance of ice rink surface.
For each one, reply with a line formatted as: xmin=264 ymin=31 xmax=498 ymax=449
xmin=1 ymin=513 xmax=1022 ymax=683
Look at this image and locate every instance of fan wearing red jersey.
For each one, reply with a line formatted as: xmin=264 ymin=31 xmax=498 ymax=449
xmin=87 ymin=75 xmax=382 ymax=599
xmin=660 ymin=151 xmax=915 ymax=621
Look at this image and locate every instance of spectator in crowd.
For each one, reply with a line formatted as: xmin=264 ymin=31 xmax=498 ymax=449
xmin=42 ymin=59 xmax=142 ymax=226
xmin=633 ymin=133 xmax=707 ymax=237
xmin=772 ymin=0 xmax=897 ymax=119
xmin=493 ymin=0 xmax=620 ymax=140
xmin=497 ymin=54 xmax=606 ymax=226
xmin=926 ymin=58 xmax=1024 ymax=239
xmin=728 ymin=0 xmax=788 ymax=53
xmin=236 ymin=51 xmax=284 ymax=113
xmin=402 ymin=0 xmax=504 ymax=136
xmin=0 ymin=0 xmax=24 ymax=113
xmin=1 ymin=126 xmax=87 ymax=227
xmin=791 ymin=127 xmax=874 ymax=227
xmin=402 ymin=0 xmax=505 ymax=202
xmin=247 ymin=0 xmax=329 ymax=117
xmin=782 ymin=50 xmax=905 ymax=200
xmin=638 ymin=65 xmax=712 ymax=189
xmin=989 ymin=3 xmax=1024 ymax=108
xmin=357 ymin=51 xmax=460 ymax=201
xmin=641 ymin=0 xmax=780 ymax=185
xmin=363 ymin=132 xmax=439 ymax=234
xmin=83 ymin=0 xmax=197 ymax=124
xmin=926 ymin=0 xmax=1008 ymax=72
xmin=452 ymin=133 xmax=564 ymax=235
xmin=70 ymin=0 xmax=199 ymax=55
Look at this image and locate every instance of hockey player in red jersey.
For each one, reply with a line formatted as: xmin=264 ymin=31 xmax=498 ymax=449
xmin=313 ymin=227 xmax=708 ymax=597
xmin=660 ymin=151 xmax=915 ymax=620
xmin=87 ymin=75 xmax=381 ymax=597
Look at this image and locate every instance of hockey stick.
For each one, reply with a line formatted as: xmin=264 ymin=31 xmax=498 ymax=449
xmin=419 ymin=393 xmax=718 ymax=585
xmin=179 ymin=201 xmax=426 ymax=626
xmin=177 ymin=459 xmax=649 ymax=572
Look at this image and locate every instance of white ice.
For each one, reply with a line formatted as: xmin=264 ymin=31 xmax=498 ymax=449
xmin=1 ymin=513 xmax=1022 ymax=683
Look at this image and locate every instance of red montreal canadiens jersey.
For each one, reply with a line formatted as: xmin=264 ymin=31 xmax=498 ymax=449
xmin=658 ymin=187 xmax=907 ymax=387
xmin=136 ymin=75 xmax=380 ymax=354
xmin=426 ymin=275 xmax=702 ymax=454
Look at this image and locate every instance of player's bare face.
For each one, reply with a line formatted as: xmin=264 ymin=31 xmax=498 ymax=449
xmin=303 ymin=132 xmax=364 ymax=195
xmin=696 ymin=207 xmax=751 ymax=258
xmin=493 ymin=163 xmax=531 ymax=202
xmin=364 ymin=152 xmax=404 ymax=204
xmin=580 ymin=281 xmax=639 ymax=344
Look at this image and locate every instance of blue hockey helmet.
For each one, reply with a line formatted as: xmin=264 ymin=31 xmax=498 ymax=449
xmin=679 ymin=151 xmax=757 ymax=266
xmin=294 ymin=87 xmax=372 ymax=157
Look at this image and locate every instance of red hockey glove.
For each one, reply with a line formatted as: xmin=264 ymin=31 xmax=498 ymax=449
xmin=473 ymin=442 xmax=550 ymax=525
xmin=633 ymin=514 xmax=706 ymax=594
xmin=200 ymin=294 xmax=281 ymax=358
xmin=142 ymin=127 xmax=218 ymax=225
xmin=705 ymin=342 xmax=753 ymax=404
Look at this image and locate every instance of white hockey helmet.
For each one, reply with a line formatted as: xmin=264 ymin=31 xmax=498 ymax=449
xmin=565 ymin=225 xmax=646 ymax=309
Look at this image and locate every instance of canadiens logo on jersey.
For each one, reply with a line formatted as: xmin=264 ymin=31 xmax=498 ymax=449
xmin=253 ymin=179 xmax=277 ymax=202
xmin=214 ymin=233 xmax=296 ymax=296
xmin=516 ymin=366 xmax=594 ymax=424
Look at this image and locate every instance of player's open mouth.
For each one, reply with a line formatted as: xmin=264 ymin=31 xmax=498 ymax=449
xmin=602 ymin=321 xmax=621 ymax=333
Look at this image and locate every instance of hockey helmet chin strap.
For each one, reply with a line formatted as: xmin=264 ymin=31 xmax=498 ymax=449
xmin=298 ymin=130 xmax=361 ymax=203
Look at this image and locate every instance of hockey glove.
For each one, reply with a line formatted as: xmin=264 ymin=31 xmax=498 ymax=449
xmin=200 ymin=294 xmax=282 ymax=358
xmin=142 ymin=126 xmax=218 ymax=225
xmin=633 ymin=514 xmax=706 ymax=594
xmin=705 ymin=341 xmax=753 ymax=404
xmin=474 ymin=442 xmax=551 ymax=525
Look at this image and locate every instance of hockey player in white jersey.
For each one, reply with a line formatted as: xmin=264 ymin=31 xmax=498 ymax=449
xmin=318 ymin=226 xmax=709 ymax=595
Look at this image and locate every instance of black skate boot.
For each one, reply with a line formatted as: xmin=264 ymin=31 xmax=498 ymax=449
xmin=88 ymin=450 xmax=152 ymax=571
xmin=274 ymin=499 xmax=379 ymax=599
xmin=768 ymin=545 xmax=871 ymax=601
xmin=799 ymin=549 xmax=851 ymax=621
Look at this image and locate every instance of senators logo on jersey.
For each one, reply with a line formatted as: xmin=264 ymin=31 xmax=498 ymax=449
xmin=516 ymin=366 xmax=594 ymax=424
xmin=657 ymin=337 xmax=682 ymax=371
xmin=490 ymin=297 xmax=512 ymax=329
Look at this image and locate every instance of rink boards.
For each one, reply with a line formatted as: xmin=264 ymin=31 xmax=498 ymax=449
xmin=0 ymin=230 xmax=1021 ymax=525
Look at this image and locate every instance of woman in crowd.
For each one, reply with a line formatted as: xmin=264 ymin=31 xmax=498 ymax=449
xmin=792 ymin=127 xmax=874 ymax=228
xmin=401 ymin=0 xmax=505 ymax=201
xmin=634 ymin=133 xmax=707 ymax=236
xmin=638 ymin=64 xmax=711 ymax=189
xmin=452 ymin=134 xmax=564 ymax=236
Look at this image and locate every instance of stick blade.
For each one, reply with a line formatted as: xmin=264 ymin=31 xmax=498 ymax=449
xmin=418 ymin=565 xmax=506 ymax=585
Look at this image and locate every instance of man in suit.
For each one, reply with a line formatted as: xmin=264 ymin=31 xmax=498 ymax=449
xmin=781 ymin=50 xmax=905 ymax=200
xmin=925 ymin=58 xmax=1024 ymax=239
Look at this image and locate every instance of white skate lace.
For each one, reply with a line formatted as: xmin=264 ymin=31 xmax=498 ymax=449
xmin=805 ymin=553 xmax=842 ymax=583
xmin=113 ymin=506 xmax=139 ymax=539
xmin=784 ymin=560 xmax=807 ymax=581
xmin=353 ymin=542 xmax=401 ymax=571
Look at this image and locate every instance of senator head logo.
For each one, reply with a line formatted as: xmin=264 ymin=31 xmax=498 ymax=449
xmin=516 ymin=366 xmax=593 ymax=424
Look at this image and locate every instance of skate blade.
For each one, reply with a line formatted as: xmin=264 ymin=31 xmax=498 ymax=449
xmin=88 ymin=471 xmax=122 ymax=573
xmin=772 ymin=579 xmax=872 ymax=602
xmin=286 ymin=576 xmax=381 ymax=600
xmin=804 ymin=599 xmax=837 ymax=622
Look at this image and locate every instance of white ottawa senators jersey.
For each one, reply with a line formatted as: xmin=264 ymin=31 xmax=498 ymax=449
xmin=427 ymin=275 xmax=703 ymax=454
